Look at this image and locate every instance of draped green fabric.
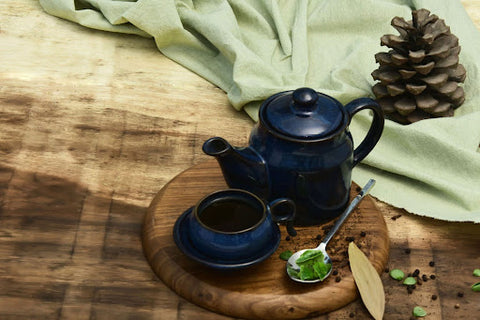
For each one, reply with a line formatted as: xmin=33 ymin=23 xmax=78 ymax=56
xmin=40 ymin=0 xmax=480 ymax=222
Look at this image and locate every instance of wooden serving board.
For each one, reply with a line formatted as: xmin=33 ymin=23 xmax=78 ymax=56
xmin=142 ymin=160 xmax=389 ymax=320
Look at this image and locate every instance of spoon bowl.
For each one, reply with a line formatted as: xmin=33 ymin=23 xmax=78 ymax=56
xmin=286 ymin=179 xmax=376 ymax=283
xmin=286 ymin=243 xmax=332 ymax=283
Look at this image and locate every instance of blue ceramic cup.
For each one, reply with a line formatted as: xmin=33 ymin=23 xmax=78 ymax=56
xmin=187 ymin=189 xmax=296 ymax=261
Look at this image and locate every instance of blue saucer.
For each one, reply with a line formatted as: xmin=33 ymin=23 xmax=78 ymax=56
xmin=173 ymin=207 xmax=281 ymax=270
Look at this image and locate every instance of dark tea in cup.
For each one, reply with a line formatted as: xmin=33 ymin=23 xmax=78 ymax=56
xmin=197 ymin=197 xmax=264 ymax=233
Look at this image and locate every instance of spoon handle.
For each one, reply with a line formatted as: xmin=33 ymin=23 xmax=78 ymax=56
xmin=320 ymin=179 xmax=376 ymax=247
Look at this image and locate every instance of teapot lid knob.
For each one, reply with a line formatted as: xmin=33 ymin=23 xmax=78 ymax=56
xmin=260 ymin=87 xmax=345 ymax=140
xmin=292 ymin=88 xmax=318 ymax=112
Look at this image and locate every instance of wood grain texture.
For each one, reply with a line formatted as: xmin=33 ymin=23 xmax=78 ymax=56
xmin=143 ymin=160 xmax=389 ymax=320
xmin=0 ymin=1 xmax=479 ymax=319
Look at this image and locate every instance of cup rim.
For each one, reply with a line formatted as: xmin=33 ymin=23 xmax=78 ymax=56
xmin=193 ymin=189 xmax=267 ymax=235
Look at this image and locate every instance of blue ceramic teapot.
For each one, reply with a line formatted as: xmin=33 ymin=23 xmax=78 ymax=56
xmin=203 ymin=87 xmax=384 ymax=226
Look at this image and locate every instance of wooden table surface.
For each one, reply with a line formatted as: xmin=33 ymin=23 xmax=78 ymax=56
xmin=1 ymin=1 xmax=479 ymax=319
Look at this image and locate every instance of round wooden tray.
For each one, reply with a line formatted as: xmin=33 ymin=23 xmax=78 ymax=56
xmin=142 ymin=160 xmax=389 ymax=320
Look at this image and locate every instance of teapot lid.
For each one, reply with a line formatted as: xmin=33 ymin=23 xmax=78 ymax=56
xmin=260 ymin=87 xmax=345 ymax=141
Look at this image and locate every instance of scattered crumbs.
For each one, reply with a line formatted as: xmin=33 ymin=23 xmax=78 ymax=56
xmin=349 ymin=312 xmax=355 ymax=318
xmin=335 ymin=276 xmax=342 ymax=283
xmin=430 ymin=274 xmax=436 ymax=280
xmin=405 ymin=248 xmax=411 ymax=254
xmin=422 ymin=274 xmax=429 ymax=282
xmin=429 ymin=260 xmax=435 ymax=267
xmin=454 ymin=303 xmax=460 ymax=309
xmin=360 ymin=231 xmax=366 ymax=237
xmin=431 ymin=294 xmax=438 ymax=301
xmin=345 ymin=236 xmax=355 ymax=242
xmin=457 ymin=292 xmax=464 ymax=298
xmin=332 ymin=269 xmax=339 ymax=276
xmin=391 ymin=214 xmax=402 ymax=220
xmin=285 ymin=235 xmax=291 ymax=241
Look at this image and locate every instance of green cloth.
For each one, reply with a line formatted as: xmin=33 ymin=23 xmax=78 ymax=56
xmin=40 ymin=0 xmax=480 ymax=222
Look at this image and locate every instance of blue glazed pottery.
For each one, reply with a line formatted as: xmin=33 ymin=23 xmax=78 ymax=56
xmin=203 ymin=87 xmax=384 ymax=226
xmin=173 ymin=208 xmax=281 ymax=270
xmin=185 ymin=189 xmax=295 ymax=262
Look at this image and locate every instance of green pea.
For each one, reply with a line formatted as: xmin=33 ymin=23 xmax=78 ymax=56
xmin=403 ymin=277 xmax=416 ymax=286
xmin=473 ymin=269 xmax=480 ymax=277
xmin=413 ymin=306 xmax=427 ymax=317
xmin=389 ymin=269 xmax=405 ymax=281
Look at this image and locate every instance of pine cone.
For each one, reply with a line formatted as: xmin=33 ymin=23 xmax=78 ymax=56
xmin=371 ymin=9 xmax=466 ymax=124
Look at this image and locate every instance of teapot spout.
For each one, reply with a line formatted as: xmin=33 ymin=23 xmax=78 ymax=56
xmin=202 ymin=137 xmax=233 ymax=157
xmin=202 ymin=137 xmax=269 ymax=199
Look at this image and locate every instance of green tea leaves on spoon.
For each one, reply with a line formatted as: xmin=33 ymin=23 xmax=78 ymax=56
xmin=295 ymin=249 xmax=324 ymax=264
xmin=313 ymin=259 xmax=331 ymax=278
xmin=299 ymin=264 xmax=316 ymax=280
xmin=289 ymin=249 xmax=332 ymax=281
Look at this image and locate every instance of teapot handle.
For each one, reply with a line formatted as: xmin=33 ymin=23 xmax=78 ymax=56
xmin=344 ymin=98 xmax=384 ymax=167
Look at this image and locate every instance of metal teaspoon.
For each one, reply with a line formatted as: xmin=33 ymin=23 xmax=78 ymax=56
xmin=286 ymin=179 xmax=376 ymax=283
